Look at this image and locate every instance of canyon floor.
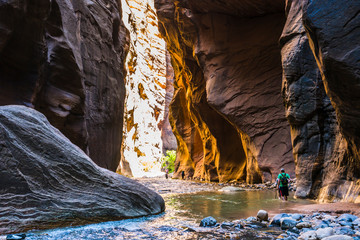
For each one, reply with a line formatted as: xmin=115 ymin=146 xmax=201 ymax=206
xmin=136 ymin=177 xmax=360 ymax=216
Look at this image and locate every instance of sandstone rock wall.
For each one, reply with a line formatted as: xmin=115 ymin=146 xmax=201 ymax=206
xmin=118 ymin=0 xmax=169 ymax=177
xmin=281 ymin=0 xmax=350 ymax=200
xmin=155 ymin=0 xmax=294 ymax=183
xmin=0 ymin=105 xmax=164 ymax=234
xmin=300 ymin=0 xmax=360 ymax=201
xmin=0 ymin=0 xmax=127 ymax=171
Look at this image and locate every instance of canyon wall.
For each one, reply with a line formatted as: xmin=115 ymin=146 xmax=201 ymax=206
xmin=155 ymin=0 xmax=360 ymax=200
xmin=281 ymin=0 xmax=352 ymax=201
xmin=300 ymin=0 xmax=360 ymax=201
xmin=118 ymin=0 xmax=175 ymax=177
xmin=0 ymin=0 xmax=127 ymax=171
xmin=155 ymin=0 xmax=294 ymax=183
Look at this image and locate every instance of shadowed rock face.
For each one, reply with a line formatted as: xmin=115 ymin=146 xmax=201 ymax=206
xmin=301 ymin=0 xmax=360 ymax=200
xmin=0 ymin=0 xmax=127 ymax=171
xmin=280 ymin=0 xmax=350 ymax=200
xmin=0 ymin=105 xmax=164 ymax=235
xmin=155 ymin=0 xmax=294 ymax=182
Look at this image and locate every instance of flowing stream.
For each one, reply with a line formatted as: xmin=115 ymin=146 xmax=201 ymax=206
xmin=7 ymin=190 xmax=315 ymax=239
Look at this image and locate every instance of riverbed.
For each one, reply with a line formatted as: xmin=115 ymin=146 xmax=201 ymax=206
xmin=1 ymin=178 xmax=321 ymax=239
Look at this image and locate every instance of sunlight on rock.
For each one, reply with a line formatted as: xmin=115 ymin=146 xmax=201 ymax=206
xmin=118 ymin=0 xmax=167 ymax=177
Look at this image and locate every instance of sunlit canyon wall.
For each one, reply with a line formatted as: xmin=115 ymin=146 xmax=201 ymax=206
xmin=155 ymin=0 xmax=294 ymax=183
xmin=118 ymin=0 xmax=176 ymax=177
xmin=155 ymin=0 xmax=360 ymax=201
xmin=0 ymin=0 xmax=128 ymax=171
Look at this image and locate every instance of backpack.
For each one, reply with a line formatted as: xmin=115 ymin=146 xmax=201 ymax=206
xmin=279 ymin=173 xmax=288 ymax=185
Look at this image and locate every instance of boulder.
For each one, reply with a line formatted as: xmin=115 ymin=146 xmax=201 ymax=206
xmin=257 ymin=210 xmax=269 ymax=221
xmin=0 ymin=106 xmax=165 ymax=234
xmin=316 ymin=227 xmax=335 ymax=239
xmin=199 ymin=216 xmax=217 ymax=227
xmin=281 ymin=217 xmax=298 ymax=230
xmin=338 ymin=214 xmax=358 ymax=222
xmin=271 ymin=213 xmax=290 ymax=226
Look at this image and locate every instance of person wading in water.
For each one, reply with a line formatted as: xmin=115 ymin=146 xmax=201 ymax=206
xmin=276 ymin=168 xmax=291 ymax=201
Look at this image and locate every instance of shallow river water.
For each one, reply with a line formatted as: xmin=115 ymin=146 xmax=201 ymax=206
xmin=5 ymin=190 xmax=315 ymax=240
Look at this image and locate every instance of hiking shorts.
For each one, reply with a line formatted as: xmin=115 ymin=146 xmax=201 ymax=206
xmin=279 ymin=186 xmax=289 ymax=196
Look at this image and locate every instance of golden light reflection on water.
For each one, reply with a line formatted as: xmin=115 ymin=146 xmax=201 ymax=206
xmin=165 ymin=190 xmax=315 ymax=222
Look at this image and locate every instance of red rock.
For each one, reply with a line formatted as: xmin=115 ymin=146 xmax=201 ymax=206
xmin=155 ymin=0 xmax=294 ymax=183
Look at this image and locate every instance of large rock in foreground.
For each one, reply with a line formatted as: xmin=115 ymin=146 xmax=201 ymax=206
xmin=0 ymin=106 xmax=165 ymax=234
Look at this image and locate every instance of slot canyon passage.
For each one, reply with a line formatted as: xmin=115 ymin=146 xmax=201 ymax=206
xmin=1 ymin=0 xmax=360 ymax=239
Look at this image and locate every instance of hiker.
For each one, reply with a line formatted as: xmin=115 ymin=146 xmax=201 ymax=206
xmin=276 ymin=168 xmax=291 ymax=201
xmin=181 ymin=170 xmax=185 ymax=180
xmin=165 ymin=168 xmax=169 ymax=179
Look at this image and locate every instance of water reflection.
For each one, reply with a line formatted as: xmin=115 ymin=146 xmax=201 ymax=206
xmin=166 ymin=190 xmax=314 ymax=222
xmin=3 ymin=190 xmax=315 ymax=239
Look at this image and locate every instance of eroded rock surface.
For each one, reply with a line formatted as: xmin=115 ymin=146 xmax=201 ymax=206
xmin=118 ymin=0 xmax=169 ymax=177
xmin=155 ymin=0 xmax=294 ymax=182
xmin=301 ymin=0 xmax=360 ymax=200
xmin=0 ymin=105 xmax=164 ymax=234
xmin=280 ymin=0 xmax=350 ymax=200
xmin=0 ymin=0 xmax=127 ymax=171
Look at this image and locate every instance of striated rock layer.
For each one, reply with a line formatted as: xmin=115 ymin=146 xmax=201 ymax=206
xmin=118 ymin=0 xmax=169 ymax=177
xmin=0 ymin=0 xmax=127 ymax=171
xmin=155 ymin=0 xmax=294 ymax=182
xmin=0 ymin=105 xmax=164 ymax=235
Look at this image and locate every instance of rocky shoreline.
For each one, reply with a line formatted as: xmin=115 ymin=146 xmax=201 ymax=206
xmin=195 ymin=211 xmax=360 ymax=240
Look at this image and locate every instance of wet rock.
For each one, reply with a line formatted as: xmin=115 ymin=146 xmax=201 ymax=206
xmin=271 ymin=213 xmax=290 ymax=226
xmin=200 ymin=216 xmax=217 ymax=227
xmin=287 ymin=227 xmax=300 ymax=235
xmin=322 ymin=236 xmax=354 ymax=240
xmin=298 ymin=230 xmax=317 ymax=240
xmin=0 ymin=106 xmax=164 ymax=234
xmin=257 ymin=210 xmax=269 ymax=221
xmin=339 ymin=221 xmax=354 ymax=227
xmin=6 ymin=234 xmax=26 ymax=240
xmin=281 ymin=217 xmax=297 ymax=230
xmin=246 ymin=217 xmax=258 ymax=223
xmin=220 ymin=222 xmax=234 ymax=229
xmin=335 ymin=227 xmax=355 ymax=236
xmin=316 ymin=227 xmax=334 ymax=239
xmin=290 ymin=214 xmax=304 ymax=221
xmin=296 ymin=222 xmax=313 ymax=229
xmin=314 ymin=220 xmax=330 ymax=229
xmin=338 ymin=214 xmax=358 ymax=222
xmin=353 ymin=218 xmax=360 ymax=226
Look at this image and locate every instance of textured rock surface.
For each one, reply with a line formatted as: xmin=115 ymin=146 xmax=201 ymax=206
xmin=280 ymin=0 xmax=350 ymax=200
xmin=0 ymin=0 xmax=127 ymax=171
xmin=301 ymin=0 xmax=360 ymax=200
xmin=155 ymin=0 xmax=294 ymax=182
xmin=160 ymin=51 xmax=177 ymax=153
xmin=118 ymin=0 xmax=168 ymax=177
xmin=0 ymin=105 xmax=164 ymax=234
